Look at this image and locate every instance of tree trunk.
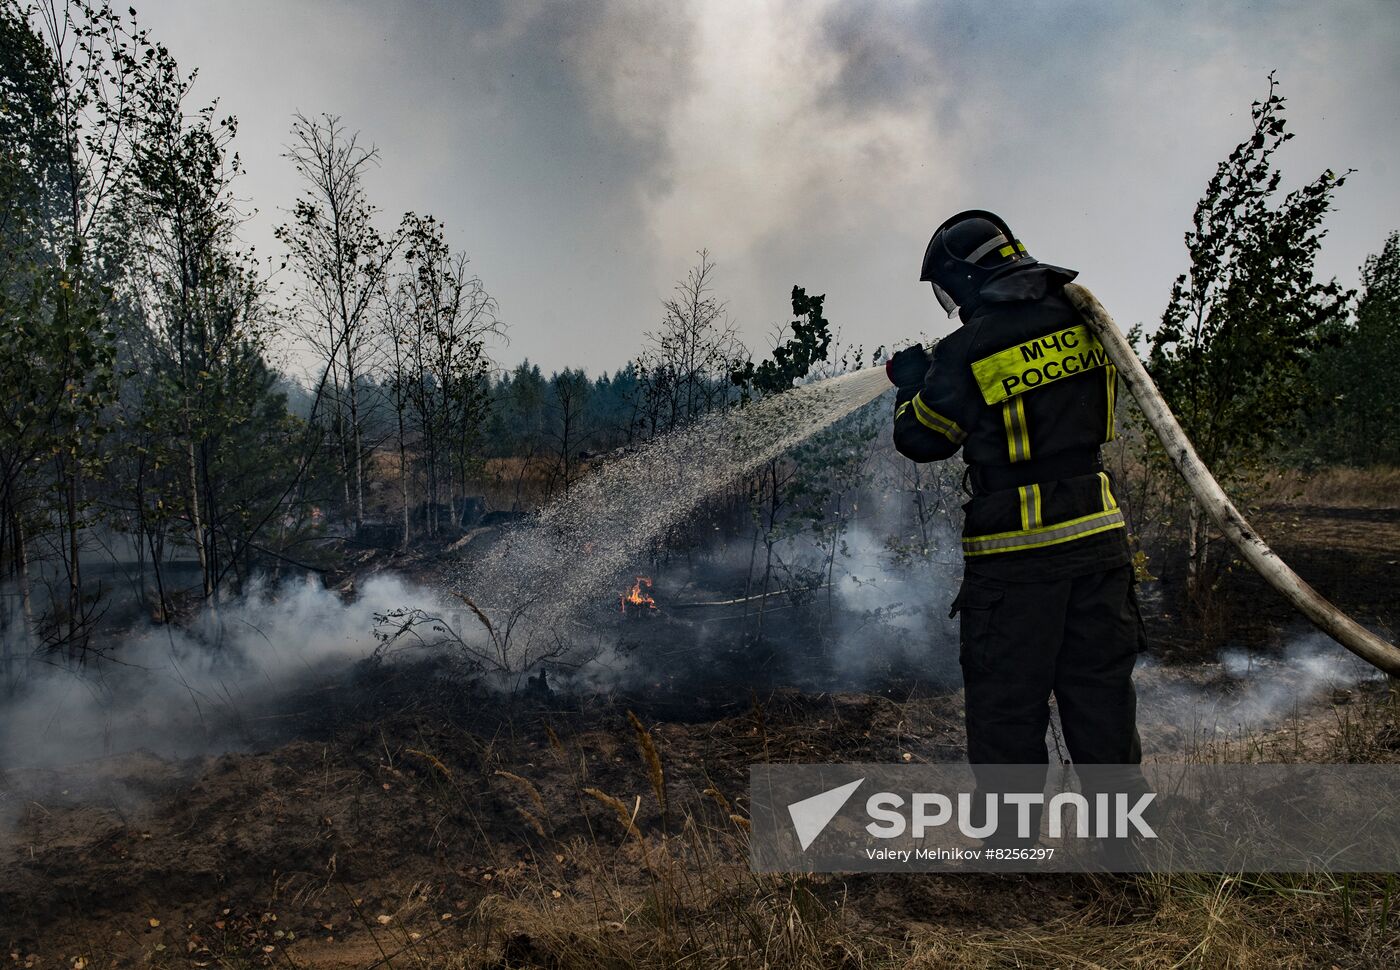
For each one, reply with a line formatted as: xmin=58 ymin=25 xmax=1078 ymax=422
xmin=757 ymin=538 xmax=775 ymax=640
xmin=66 ymin=464 xmax=81 ymax=647
xmin=755 ymin=461 xmax=780 ymax=638
xmin=1185 ymin=498 xmax=1202 ymax=597
xmin=18 ymin=515 xmax=32 ymax=636
xmin=186 ymin=431 xmax=210 ymax=598
xmin=347 ymin=359 xmax=365 ymax=526
xmin=4 ymin=508 xmax=33 ymax=691
xmin=398 ymin=414 xmax=411 ymax=552
xmin=741 ymin=525 xmax=760 ymax=632
xmin=825 ymin=536 xmax=837 ymax=619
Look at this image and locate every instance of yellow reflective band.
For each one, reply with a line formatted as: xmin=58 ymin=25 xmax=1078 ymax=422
xmin=1018 ymin=483 xmax=1042 ymax=531
xmin=895 ymin=400 xmax=911 ymax=420
xmin=1001 ymin=396 xmax=1031 ymax=463
xmin=998 ymin=244 xmax=1016 ymax=258
xmin=1016 ymin=242 xmax=1027 ymax=253
xmin=971 ymin=323 xmax=1110 ymax=405
xmin=1016 ymin=398 xmax=1030 ymax=461
xmin=1104 ymin=364 xmax=1117 ymax=441
xmin=912 ymin=392 xmax=967 ymax=443
xmin=962 ymin=509 xmax=1126 ymax=557
xmin=1099 ymin=471 xmax=1117 ymax=511
xmin=1002 ymin=401 xmax=1015 ymax=461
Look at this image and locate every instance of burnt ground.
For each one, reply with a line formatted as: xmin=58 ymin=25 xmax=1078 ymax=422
xmin=0 ymin=503 xmax=1397 ymax=968
xmin=1142 ymin=504 xmax=1400 ymax=662
xmin=0 ymin=676 xmax=1056 ymax=968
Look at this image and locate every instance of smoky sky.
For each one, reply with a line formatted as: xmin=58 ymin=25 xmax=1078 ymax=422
xmin=133 ymin=0 xmax=1400 ymax=375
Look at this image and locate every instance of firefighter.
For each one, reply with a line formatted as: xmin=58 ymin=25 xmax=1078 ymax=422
xmin=889 ymin=209 xmax=1143 ymax=767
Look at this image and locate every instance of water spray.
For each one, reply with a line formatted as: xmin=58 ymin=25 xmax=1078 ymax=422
xmin=457 ymin=366 xmax=893 ymax=658
xmin=1067 ymin=283 xmax=1400 ymax=676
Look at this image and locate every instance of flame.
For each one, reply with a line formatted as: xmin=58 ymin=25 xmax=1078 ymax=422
xmin=620 ymin=576 xmax=656 ymax=613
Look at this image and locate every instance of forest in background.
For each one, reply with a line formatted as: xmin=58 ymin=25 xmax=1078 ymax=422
xmin=2 ymin=2 xmax=1399 ymax=667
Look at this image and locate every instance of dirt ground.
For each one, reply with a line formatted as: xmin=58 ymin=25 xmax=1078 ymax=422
xmin=1 ymin=502 xmax=1397 ymax=969
xmin=1142 ymin=504 xmax=1400 ymax=662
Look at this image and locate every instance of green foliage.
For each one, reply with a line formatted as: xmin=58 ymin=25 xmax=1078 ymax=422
xmin=481 ymin=361 xmax=642 ymax=472
xmin=0 ymin=263 xmax=117 ymax=471
xmin=276 ymin=112 xmax=397 ymax=523
xmin=395 ymin=212 xmax=501 ymax=528
xmin=731 ymin=286 xmax=832 ymax=400
xmin=1147 ymin=73 xmax=1351 ymax=472
xmin=1305 ymin=231 xmax=1400 ymax=465
xmin=0 ymin=2 xmax=63 ymax=265
xmin=108 ymin=28 xmax=305 ymax=593
xmin=0 ymin=2 xmax=120 ymax=469
xmin=0 ymin=1 xmax=318 ymax=644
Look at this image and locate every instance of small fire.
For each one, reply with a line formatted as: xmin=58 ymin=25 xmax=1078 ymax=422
xmin=620 ymin=576 xmax=656 ymax=614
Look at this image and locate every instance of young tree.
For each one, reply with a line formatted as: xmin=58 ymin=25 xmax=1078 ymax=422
xmin=730 ymin=286 xmax=833 ymax=637
xmin=112 ymin=40 xmax=283 ymax=602
xmin=730 ymin=286 xmax=832 ymax=399
xmin=0 ymin=0 xmax=142 ymax=650
xmin=377 ymin=277 xmax=416 ymax=549
xmin=545 ymin=368 xmax=592 ymax=497
xmin=1147 ymin=73 xmax=1351 ymax=589
xmin=785 ymin=342 xmax=881 ymax=623
xmin=277 ymin=113 xmax=397 ymax=526
xmin=397 ymin=213 xmax=502 ymax=536
xmin=634 ymin=251 xmax=745 ymax=439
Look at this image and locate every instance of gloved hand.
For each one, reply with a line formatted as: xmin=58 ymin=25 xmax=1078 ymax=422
xmin=886 ymin=344 xmax=932 ymax=388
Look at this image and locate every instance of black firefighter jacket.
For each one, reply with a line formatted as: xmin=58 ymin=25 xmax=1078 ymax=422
xmin=893 ymin=265 xmax=1131 ymax=580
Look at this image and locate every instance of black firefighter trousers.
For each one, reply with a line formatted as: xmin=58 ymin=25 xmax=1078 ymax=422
xmin=951 ymin=564 xmax=1143 ymax=765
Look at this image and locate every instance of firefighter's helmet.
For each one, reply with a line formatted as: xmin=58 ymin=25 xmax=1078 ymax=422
xmin=920 ymin=210 xmax=1035 ymax=317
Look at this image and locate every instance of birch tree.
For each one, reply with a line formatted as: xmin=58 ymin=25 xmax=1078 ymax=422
xmin=277 ymin=113 xmax=396 ymax=526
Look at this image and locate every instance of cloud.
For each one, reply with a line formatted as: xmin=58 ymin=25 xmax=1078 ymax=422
xmin=582 ymin=1 xmax=956 ymax=285
xmin=125 ymin=0 xmax=1400 ymax=371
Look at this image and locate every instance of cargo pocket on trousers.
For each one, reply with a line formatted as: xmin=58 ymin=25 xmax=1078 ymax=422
xmin=949 ymin=578 xmax=1003 ymax=669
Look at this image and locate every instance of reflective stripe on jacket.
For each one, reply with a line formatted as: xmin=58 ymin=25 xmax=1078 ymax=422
xmin=892 ymin=265 xmax=1124 ymax=561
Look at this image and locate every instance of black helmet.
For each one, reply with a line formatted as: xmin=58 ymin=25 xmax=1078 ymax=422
xmin=920 ymin=210 xmax=1035 ymax=317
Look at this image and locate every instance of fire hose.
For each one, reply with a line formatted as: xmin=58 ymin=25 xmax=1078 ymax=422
xmin=1065 ymin=283 xmax=1400 ymax=676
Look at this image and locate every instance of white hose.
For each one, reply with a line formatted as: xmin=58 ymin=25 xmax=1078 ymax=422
xmin=1065 ymin=283 xmax=1400 ymax=676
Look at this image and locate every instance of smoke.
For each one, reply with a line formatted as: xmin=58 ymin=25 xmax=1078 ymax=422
xmin=1136 ymin=632 xmax=1387 ymax=747
xmin=0 ymin=535 xmax=1384 ymax=793
xmin=824 ymin=521 xmax=962 ymax=688
xmin=619 ymin=0 xmax=953 ymax=271
xmin=0 ymin=574 xmax=446 ymax=772
xmin=544 ymin=484 xmax=969 ymax=701
xmin=2 ymin=368 xmax=901 ymax=784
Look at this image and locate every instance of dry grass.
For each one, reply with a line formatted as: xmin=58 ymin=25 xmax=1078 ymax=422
xmin=627 ymin=710 xmax=669 ymax=826
xmin=478 ymin=456 xmax=555 ymax=510
xmin=79 ymin=689 xmax=1399 ymax=969
xmin=420 ymin=835 xmax=1399 ymax=969
xmin=1266 ymin=465 xmax=1400 ymax=509
xmin=408 ymin=695 xmax=1400 ymax=970
xmin=909 ymin=871 xmax=1398 ymax=969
